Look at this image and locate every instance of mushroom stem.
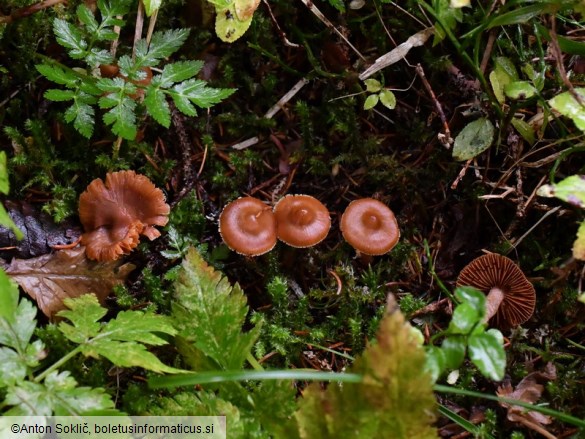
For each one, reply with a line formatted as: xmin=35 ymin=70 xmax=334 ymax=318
xmin=485 ymin=287 xmax=505 ymax=322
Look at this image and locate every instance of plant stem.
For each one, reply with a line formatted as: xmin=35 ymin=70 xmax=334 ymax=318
xmin=34 ymin=345 xmax=83 ymax=383
xmin=246 ymin=352 xmax=264 ymax=371
xmin=145 ymin=8 xmax=159 ymax=46
xmin=485 ymin=287 xmax=504 ymax=321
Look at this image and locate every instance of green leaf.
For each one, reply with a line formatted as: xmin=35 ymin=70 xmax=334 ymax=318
xmin=0 ymin=269 xmax=19 ymax=322
xmin=452 ymin=117 xmax=495 ymax=161
xmin=172 ymin=248 xmax=260 ymax=371
xmin=511 ymin=117 xmax=536 ymax=145
xmin=292 ymin=299 xmax=437 ymax=438
xmin=536 ymin=175 xmax=585 ymax=208
xmin=424 ymin=345 xmax=446 ymax=384
xmin=326 ymin=0 xmax=346 ymax=12
xmin=504 ymin=80 xmax=537 ymax=100
xmin=441 ymin=336 xmax=466 ymax=370
xmin=135 ymin=29 xmax=190 ymax=67
xmin=143 ymin=0 xmax=162 ymax=16
xmin=5 ymin=371 xmax=115 ymax=416
xmin=144 ymin=87 xmax=171 ymax=128
xmin=170 ymin=94 xmax=197 ymax=116
xmin=0 ymin=299 xmax=37 ymax=351
xmin=489 ymin=57 xmax=518 ymax=104
xmin=44 ymin=89 xmax=76 ymax=102
xmin=170 ymin=79 xmax=235 ymax=109
xmin=363 ymin=94 xmax=379 ymax=110
xmin=64 ymin=99 xmax=95 ymax=139
xmin=35 ymin=64 xmax=79 ymax=88
xmin=455 ymin=286 xmax=487 ymax=319
xmin=364 ymin=79 xmax=382 ymax=93
xmin=53 ymin=18 xmax=87 ymax=59
xmin=0 ymin=347 xmax=27 ymax=387
xmin=468 ymin=330 xmax=505 ymax=381
xmin=76 ymin=4 xmax=99 ymax=34
xmin=486 ymin=3 xmax=559 ymax=29
xmin=58 ymin=294 xmax=181 ymax=374
xmin=160 ymin=60 xmax=204 ymax=87
xmin=548 ymin=88 xmax=585 ymax=131
xmin=447 ymin=302 xmax=481 ymax=335
xmin=379 ymin=89 xmax=396 ymax=110
xmin=573 ymin=220 xmax=585 ymax=261
xmin=215 ymin=6 xmax=253 ymax=43
xmin=100 ymin=96 xmax=137 ymax=140
xmin=0 ymin=151 xmax=8 ymax=194
xmin=0 ymin=203 xmax=23 ymax=240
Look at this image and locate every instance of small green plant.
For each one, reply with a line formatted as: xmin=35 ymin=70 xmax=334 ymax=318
xmin=0 ymin=271 xmax=179 ymax=415
xmin=0 ymin=151 xmax=23 ymax=238
xmin=425 ymin=286 xmax=506 ymax=382
xmin=363 ymin=78 xmax=396 ymax=111
xmin=36 ymin=0 xmax=235 ymax=140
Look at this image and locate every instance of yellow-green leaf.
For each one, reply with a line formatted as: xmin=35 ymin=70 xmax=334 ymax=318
xmin=235 ymin=0 xmax=260 ymax=21
xmin=573 ymin=220 xmax=585 ymax=261
xmin=215 ymin=6 xmax=253 ymax=43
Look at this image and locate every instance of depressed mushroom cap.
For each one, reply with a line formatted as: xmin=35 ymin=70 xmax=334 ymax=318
xmin=79 ymin=170 xmax=170 ymax=261
xmin=273 ymin=195 xmax=331 ymax=248
xmin=219 ymin=197 xmax=277 ymax=256
xmin=456 ymin=253 xmax=536 ymax=327
xmin=340 ymin=198 xmax=399 ymax=255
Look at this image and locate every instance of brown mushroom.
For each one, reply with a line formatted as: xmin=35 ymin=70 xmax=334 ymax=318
xmin=219 ymin=197 xmax=277 ymax=256
xmin=79 ymin=170 xmax=170 ymax=261
xmin=340 ymin=198 xmax=399 ymax=256
xmin=456 ymin=253 xmax=536 ymax=328
xmin=273 ymin=195 xmax=331 ymax=248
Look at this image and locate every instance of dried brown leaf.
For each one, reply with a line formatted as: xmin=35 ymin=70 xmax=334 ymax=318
xmin=2 ymin=247 xmax=134 ymax=317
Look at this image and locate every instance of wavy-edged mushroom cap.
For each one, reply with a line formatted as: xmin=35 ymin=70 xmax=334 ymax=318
xmin=456 ymin=253 xmax=536 ymax=328
xmin=219 ymin=197 xmax=277 ymax=256
xmin=340 ymin=198 xmax=399 ymax=255
xmin=79 ymin=170 xmax=170 ymax=261
xmin=273 ymin=195 xmax=331 ymax=248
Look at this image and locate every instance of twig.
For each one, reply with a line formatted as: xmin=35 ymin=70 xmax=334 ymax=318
xmin=504 ymin=206 xmax=561 ymax=254
xmin=550 ymin=14 xmax=584 ymax=106
xmin=0 ymin=0 xmax=65 ymax=24
xmin=415 ymin=63 xmax=453 ymax=146
xmin=300 ymin=0 xmax=366 ymax=61
xmin=145 ymin=8 xmax=159 ymax=46
xmin=451 ymin=159 xmax=473 ymax=190
xmin=262 ymin=0 xmax=299 ymax=48
xmin=132 ymin=0 xmax=145 ymax=60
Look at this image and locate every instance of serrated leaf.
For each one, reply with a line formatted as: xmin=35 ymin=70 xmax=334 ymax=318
xmin=143 ymin=0 xmax=163 ymax=16
xmin=548 ymin=88 xmax=585 ymax=131
xmin=326 ymin=0 xmax=346 ymax=12
xmin=86 ymin=48 xmax=114 ymax=67
xmin=170 ymin=94 xmax=197 ymax=116
xmin=4 ymin=247 xmax=134 ymax=318
xmin=160 ymin=60 xmax=204 ymax=86
xmin=5 ymin=371 xmax=116 ymax=416
xmin=35 ymin=64 xmax=79 ymax=88
xmin=172 ymin=248 xmax=260 ymax=371
xmin=511 ymin=117 xmax=536 ymax=145
xmin=76 ymin=4 xmax=99 ymax=33
xmin=292 ymin=297 xmax=437 ymax=438
xmin=145 ymin=87 xmax=171 ymax=127
xmin=171 ymin=79 xmax=235 ymax=108
xmin=536 ymin=175 xmax=585 ymax=207
xmin=363 ymin=94 xmax=379 ymax=110
xmin=44 ymin=89 xmax=76 ymax=102
xmin=504 ymin=80 xmax=537 ymax=100
xmin=58 ymin=294 xmax=182 ymax=374
xmin=101 ymin=97 xmax=137 ymax=140
xmin=452 ymin=117 xmax=495 ymax=161
xmin=468 ymin=330 xmax=506 ymax=381
xmin=65 ymin=100 xmax=95 ymax=138
xmin=136 ymin=29 xmax=190 ymax=67
xmin=0 ymin=296 xmax=37 ymax=357
xmin=0 ymin=347 xmax=27 ymax=386
xmin=379 ymin=89 xmax=396 ymax=109
xmin=53 ymin=18 xmax=87 ymax=59
xmin=364 ymin=79 xmax=382 ymax=93
xmin=215 ymin=6 xmax=253 ymax=43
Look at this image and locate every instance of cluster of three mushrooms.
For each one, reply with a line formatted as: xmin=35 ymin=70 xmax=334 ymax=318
xmin=220 ymin=196 xmax=400 ymax=257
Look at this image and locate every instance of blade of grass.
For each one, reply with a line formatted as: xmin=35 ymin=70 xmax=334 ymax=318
xmin=438 ymin=404 xmax=492 ymax=439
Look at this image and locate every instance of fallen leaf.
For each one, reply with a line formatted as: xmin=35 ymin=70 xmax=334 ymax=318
xmin=1 ymin=247 xmax=134 ymax=317
xmin=496 ymin=363 xmax=557 ymax=438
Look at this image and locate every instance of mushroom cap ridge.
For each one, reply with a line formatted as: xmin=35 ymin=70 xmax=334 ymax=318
xmin=78 ymin=170 xmax=170 ymax=261
xmin=456 ymin=253 xmax=536 ymax=328
xmin=340 ymin=198 xmax=399 ymax=255
xmin=273 ymin=195 xmax=331 ymax=248
xmin=219 ymin=197 xmax=277 ymax=256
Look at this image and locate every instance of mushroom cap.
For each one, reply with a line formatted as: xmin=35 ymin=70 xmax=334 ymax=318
xmin=79 ymin=170 xmax=170 ymax=261
xmin=340 ymin=198 xmax=399 ymax=255
xmin=456 ymin=253 xmax=536 ymax=327
xmin=273 ymin=195 xmax=331 ymax=248
xmin=219 ymin=197 xmax=277 ymax=256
